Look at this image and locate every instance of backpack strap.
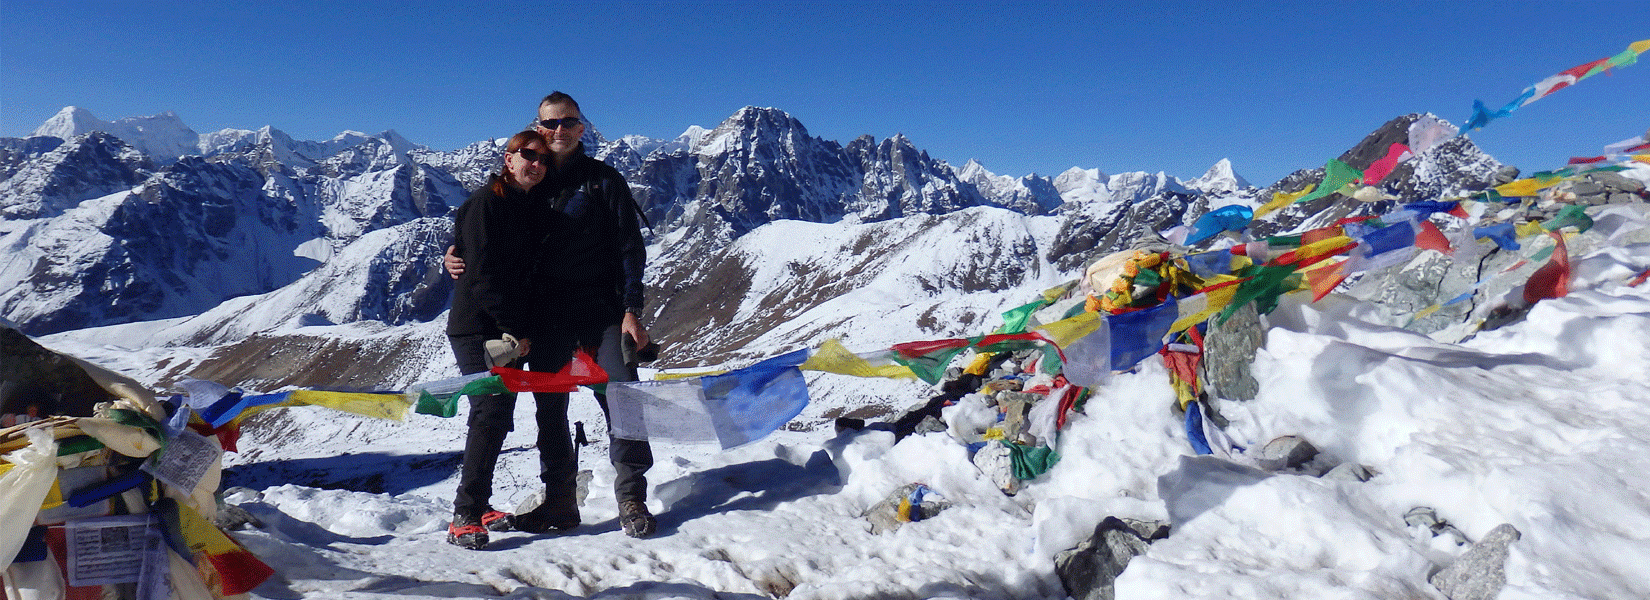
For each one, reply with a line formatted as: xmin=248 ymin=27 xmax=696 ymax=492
xmin=588 ymin=178 xmax=653 ymax=234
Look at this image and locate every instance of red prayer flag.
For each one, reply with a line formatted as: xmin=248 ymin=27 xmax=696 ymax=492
xmin=1307 ymin=262 xmax=1349 ymax=301
xmin=493 ymin=350 xmax=608 ymax=393
xmin=1415 ymin=220 xmax=1452 ymax=254
xmin=205 ymin=548 xmax=276 ymax=596
xmin=1523 ymin=232 xmax=1571 ymax=303
xmin=1361 ymin=143 xmax=1410 ymax=184
xmin=1336 ymin=214 xmax=1380 ymax=226
xmin=1300 ymin=225 xmax=1344 ymax=246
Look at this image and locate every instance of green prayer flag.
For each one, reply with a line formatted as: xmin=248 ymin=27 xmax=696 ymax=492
xmin=415 ymin=391 xmax=459 ymax=418
xmin=415 ymin=375 xmax=510 ymax=418
xmin=1216 ymin=264 xmax=1301 ymax=325
xmin=1542 ymin=205 xmax=1593 ymax=233
xmin=1005 ymin=442 xmax=1061 ymax=480
xmin=1294 ymin=159 xmax=1363 ymax=205
xmin=997 ymin=299 xmax=1046 ymax=334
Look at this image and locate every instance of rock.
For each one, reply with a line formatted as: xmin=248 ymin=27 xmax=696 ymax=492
xmin=1054 ymin=516 xmax=1157 ymax=600
xmin=1257 ymin=435 xmax=1319 ymax=471
xmin=912 ymin=415 xmax=947 ymax=436
xmin=513 ymin=470 xmax=594 ymax=516
xmin=1404 ymin=506 xmax=1469 ymax=546
xmin=1588 ymin=171 xmax=1645 ymax=194
xmin=983 ymin=378 xmax=1023 ymax=393
xmin=1118 ymin=518 xmax=1171 ymax=541
xmin=997 ymin=391 xmax=1040 ymax=441
xmin=972 ymin=441 xmax=1020 ymax=495
xmin=212 ymin=503 xmax=263 ymax=531
xmin=219 ymin=486 xmax=262 ymax=504
xmin=1564 ymin=181 xmax=1605 ymax=197
xmin=862 ymin=483 xmax=953 ymax=534
xmin=1609 ymin=192 xmax=1639 ymax=205
xmin=1321 ymin=462 xmax=1375 ymax=482
xmin=1203 ymin=301 xmax=1263 ymax=401
xmin=834 ymin=417 xmax=865 ymax=434
xmin=1430 ymin=523 xmax=1521 ymax=600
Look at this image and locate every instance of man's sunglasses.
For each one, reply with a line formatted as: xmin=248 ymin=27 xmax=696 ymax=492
xmin=512 ymin=148 xmax=552 ymax=164
xmin=537 ymin=117 xmax=583 ymax=130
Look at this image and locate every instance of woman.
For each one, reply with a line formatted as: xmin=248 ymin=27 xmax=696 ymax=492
xmin=444 ymin=129 xmax=552 ymax=550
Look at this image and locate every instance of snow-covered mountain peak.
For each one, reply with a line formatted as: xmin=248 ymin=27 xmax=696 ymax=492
xmin=31 ymin=106 xmax=103 ymax=139
xmin=1186 ymin=158 xmax=1253 ymax=194
xmin=1108 ymin=171 xmax=1190 ymax=204
xmin=32 ymin=106 xmax=200 ymax=164
xmin=1053 ymin=167 xmax=1110 ymax=204
xmin=677 ymin=125 xmax=710 ymax=148
xmin=693 ymin=107 xmax=812 ymax=157
xmin=957 ymin=158 xmax=991 ymax=181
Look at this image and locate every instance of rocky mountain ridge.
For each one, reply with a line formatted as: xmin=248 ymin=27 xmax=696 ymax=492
xmin=3 ymin=106 xmax=1527 ymax=390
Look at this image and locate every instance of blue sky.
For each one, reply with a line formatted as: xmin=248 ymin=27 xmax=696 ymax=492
xmin=3 ymin=1 xmax=1646 ymax=185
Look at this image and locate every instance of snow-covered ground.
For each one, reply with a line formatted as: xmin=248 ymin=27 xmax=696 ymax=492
xmin=34 ymin=241 xmax=1643 ymax=599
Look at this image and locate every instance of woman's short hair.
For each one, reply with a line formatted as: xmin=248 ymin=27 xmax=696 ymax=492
xmin=494 ymin=130 xmax=548 ymax=195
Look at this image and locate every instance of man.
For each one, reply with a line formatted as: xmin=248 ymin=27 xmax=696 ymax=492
xmin=446 ymin=91 xmax=656 ymax=539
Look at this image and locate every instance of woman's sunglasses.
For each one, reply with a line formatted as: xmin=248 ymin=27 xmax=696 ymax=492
xmin=512 ymin=148 xmax=552 ymax=164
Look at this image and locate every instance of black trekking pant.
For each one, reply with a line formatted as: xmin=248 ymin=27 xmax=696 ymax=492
xmin=449 ymin=325 xmax=653 ymax=518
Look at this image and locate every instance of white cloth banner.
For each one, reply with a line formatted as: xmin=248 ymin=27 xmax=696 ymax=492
xmin=606 ymin=379 xmax=720 ymax=444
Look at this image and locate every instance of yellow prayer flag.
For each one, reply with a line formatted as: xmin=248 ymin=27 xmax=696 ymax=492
xmin=1631 ymin=39 xmax=1650 ymax=54
xmin=1171 ymin=293 xmax=1210 ymax=333
xmin=963 ymin=352 xmax=995 ymax=376
xmin=287 ymin=390 xmax=414 ymax=421
xmin=1171 ymin=284 xmax=1239 ymax=333
xmin=1413 ymin=304 xmax=1444 ymax=320
xmin=1516 ymin=220 xmax=1546 ymax=238
xmin=1042 ymin=283 xmax=1073 ymax=304
xmin=41 ymin=476 xmax=64 ymax=510
xmin=1495 ymin=178 xmax=1560 ymax=197
xmin=1256 ymin=184 xmax=1315 ymax=217
xmin=176 ymin=501 xmax=243 ymax=555
xmin=798 ymin=338 xmax=917 ymax=380
xmin=1293 ymin=235 xmax=1355 ymax=261
xmin=1033 ymin=310 xmax=1102 ymax=347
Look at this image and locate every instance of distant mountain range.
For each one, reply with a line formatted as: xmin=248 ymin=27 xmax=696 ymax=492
xmin=3 ymin=106 xmax=1509 ymax=391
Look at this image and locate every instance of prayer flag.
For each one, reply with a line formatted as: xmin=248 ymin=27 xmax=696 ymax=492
xmin=1415 ymin=220 xmax=1452 ymax=254
xmin=287 ymin=390 xmax=414 ymax=421
xmin=799 ymin=338 xmax=916 ymax=379
xmin=1466 ymin=39 xmax=1650 ymax=131
xmin=1294 ymin=160 xmax=1363 ymax=205
xmin=1474 ymin=223 xmax=1520 ymax=251
xmin=493 ymin=349 xmax=608 ymax=393
xmin=608 ymin=350 xmax=811 ymax=449
xmin=1524 ymin=232 xmax=1571 ymax=304
xmin=1108 ymin=299 xmax=1179 ymax=371
xmin=1257 ymin=184 xmax=1315 ymax=217
xmin=1184 ymin=205 xmax=1255 ymax=246
xmin=1361 ymin=143 xmax=1411 ymax=184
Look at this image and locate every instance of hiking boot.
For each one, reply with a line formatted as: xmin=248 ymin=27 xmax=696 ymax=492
xmin=511 ymin=505 xmax=580 ymax=534
xmin=618 ymin=500 xmax=656 ymax=539
xmin=481 ymin=510 xmax=515 ymax=532
xmin=447 ymin=513 xmax=488 ymax=550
